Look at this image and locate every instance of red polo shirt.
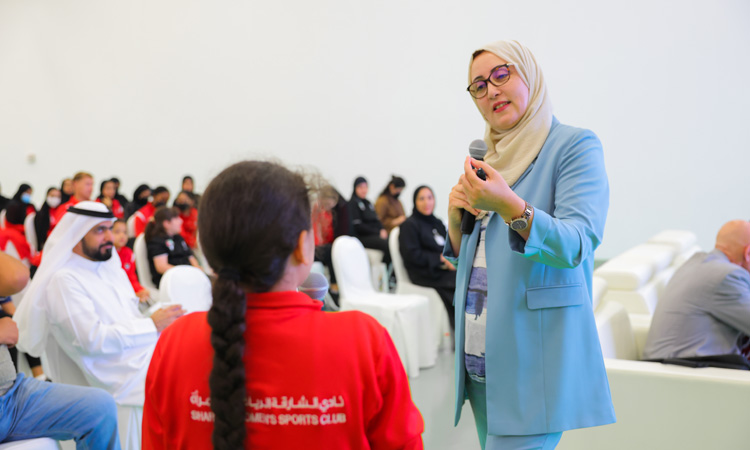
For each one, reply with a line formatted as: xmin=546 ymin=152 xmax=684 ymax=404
xmin=143 ymin=291 xmax=424 ymax=449
xmin=134 ymin=203 xmax=156 ymax=237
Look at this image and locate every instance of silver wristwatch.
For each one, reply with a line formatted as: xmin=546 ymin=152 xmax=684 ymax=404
xmin=507 ymin=202 xmax=533 ymax=231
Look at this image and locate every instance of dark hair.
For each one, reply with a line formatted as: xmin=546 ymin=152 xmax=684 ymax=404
xmin=379 ymin=175 xmax=406 ymax=197
xmin=144 ymin=206 xmax=180 ymax=243
xmin=472 ymin=49 xmax=486 ymax=60
xmin=351 ymin=176 xmax=367 ymax=199
xmin=152 ymin=186 xmax=169 ymax=197
xmin=113 ymin=218 xmax=127 ymax=227
xmin=183 ymin=175 xmax=193 ymax=183
xmin=99 ymin=179 xmax=115 ymax=200
xmin=12 ymin=184 xmax=32 ymax=201
xmin=198 ymin=161 xmax=310 ymax=449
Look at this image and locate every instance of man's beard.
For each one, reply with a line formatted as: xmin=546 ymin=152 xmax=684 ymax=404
xmin=82 ymin=241 xmax=113 ymax=261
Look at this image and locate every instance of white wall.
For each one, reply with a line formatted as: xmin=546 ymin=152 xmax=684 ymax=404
xmin=1 ymin=0 xmax=748 ymax=258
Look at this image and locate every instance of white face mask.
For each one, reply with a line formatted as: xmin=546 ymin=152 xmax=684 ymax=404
xmin=47 ymin=196 xmax=61 ymax=208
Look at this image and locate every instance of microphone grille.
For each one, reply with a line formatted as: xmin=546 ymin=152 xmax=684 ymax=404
xmin=469 ymin=139 xmax=488 ymax=160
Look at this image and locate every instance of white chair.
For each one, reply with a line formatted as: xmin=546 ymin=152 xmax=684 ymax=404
xmin=0 ymin=438 xmax=59 ymax=449
xmin=125 ymin=214 xmax=137 ymax=238
xmin=23 ymin=212 xmax=37 ymax=256
xmin=133 ymin=234 xmax=159 ymax=300
xmin=42 ymin=340 xmax=142 ymax=450
xmin=0 ymin=209 xmax=6 ymax=229
xmin=364 ymin=248 xmax=388 ymax=292
xmin=388 ymin=227 xmax=451 ymax=351
xmin=594 ymin=300 xmax=638 ymax=360
xmin=157 ymin=265 xmax=212 ymax=313
xmin=558 ymin=359 xmax=750 ymax=450
xmin=332 ymin=236 xmax=435 ymax=377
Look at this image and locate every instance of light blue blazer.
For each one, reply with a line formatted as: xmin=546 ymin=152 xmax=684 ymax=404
xmin=445 ymin=117 xmax=616 ymax=435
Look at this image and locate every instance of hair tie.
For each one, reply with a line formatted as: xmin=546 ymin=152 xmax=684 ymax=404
xmin=219 ymin=267 xmax=242 ymax=281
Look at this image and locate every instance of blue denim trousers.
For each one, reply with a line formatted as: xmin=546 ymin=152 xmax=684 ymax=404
xmin=0 ymin=373 xmax=120 ymax=449
xmin=466 ymin=375 xmax=563 ymax=450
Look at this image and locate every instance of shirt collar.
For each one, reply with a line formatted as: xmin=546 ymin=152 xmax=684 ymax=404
xmin=245 ymin=290 xmax=323 ymax=311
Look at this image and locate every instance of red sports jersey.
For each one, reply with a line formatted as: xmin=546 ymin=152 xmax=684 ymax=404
xmin=117 ymin=246 xmax=144 ymax=293
xmin=143 ymin=291 xmax=424 ymax=449
xmin=134 ymin=203 xmax=156 ymax=238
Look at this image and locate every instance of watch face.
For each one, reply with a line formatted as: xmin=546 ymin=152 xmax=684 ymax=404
xmin=510 ymin=219 xmax=528 ymax=231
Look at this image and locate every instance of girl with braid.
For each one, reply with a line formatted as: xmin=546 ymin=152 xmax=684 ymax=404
xmin=142 ymin=161 xmax=424 ymax=449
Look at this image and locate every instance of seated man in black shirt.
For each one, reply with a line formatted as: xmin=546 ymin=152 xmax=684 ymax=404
xmin=145 ymin=207 xmax=201 ymax=287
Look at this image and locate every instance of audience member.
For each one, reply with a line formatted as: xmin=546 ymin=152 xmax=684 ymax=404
xmin=134 ymin=186 xmax=170 ymax=238
xmin=124 ymin=184 xmax=151 ymax=220
xmin=113 ymin=219 xmax=150 ymax=303
xmin=399 ymin=186 xmax=456 ymax=329
xmin=145 ymin=206 xmax=200 ymax=288
xmin=34 ymin=188 xmax=62 ymax=251
xmin=348 ymin=176 xmax=391 ymax=264
xmin=97 ymin=179 xmax=125 ymax=219
xmin=0 ymin=249 xmax=121 ymax=449
xmin=4 ymin=184 xmax=36 ymax=238
xmin=643 ymin=220 xmax=750 ymax=361
xmin=313 ymin=185 xmax=340 ymax=291
xmin=375 ymin=175 xmax=407 ymax=234
xmin=173 ymin=191 xmax=198 ymax=249
xmin=110 ymin=177 xmax=130 ymax=209
xmin=181 ymin=175 xmax=201 ymax=208
xmin=54 ymin=172 xmax=94 ymax=225
xmin=0 ymin=183 xmax=9 ymax=212
xmin=60 ymin=178 xmax=74 ymax=204
xmin=142 ymin=161 xmax=424 ymax=449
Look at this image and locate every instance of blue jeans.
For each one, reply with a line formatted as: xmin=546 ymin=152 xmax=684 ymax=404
xmin=0 ymin=374 xmax=120 ymax=449
xmin=466 ymin=375 xmax=562 ymax=450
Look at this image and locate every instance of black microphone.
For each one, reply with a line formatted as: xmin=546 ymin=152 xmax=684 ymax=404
xmin=460 ymin=139 xmax=488 ymax=234
xmin=299 ymin=272 xmax=329 ymax=302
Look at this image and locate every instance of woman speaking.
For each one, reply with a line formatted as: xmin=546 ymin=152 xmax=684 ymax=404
xmin=446 ymin=40 xmax=615 ymax=449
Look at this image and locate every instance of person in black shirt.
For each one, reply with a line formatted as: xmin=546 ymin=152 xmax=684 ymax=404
xmin=348 ymin=176 xmax=390 ymax=264
xmin=145 ymin=207 xmax=201 ymax=287
xmin=398 ymin=185 xmax=456 ymax=329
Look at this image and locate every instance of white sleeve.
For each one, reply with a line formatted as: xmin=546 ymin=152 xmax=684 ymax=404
xmin=45 ymin=272 xmax=158 ymax=356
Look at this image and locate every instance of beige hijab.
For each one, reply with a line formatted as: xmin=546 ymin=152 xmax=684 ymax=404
xmin=470 ymin=40 xmax=553 ymax=186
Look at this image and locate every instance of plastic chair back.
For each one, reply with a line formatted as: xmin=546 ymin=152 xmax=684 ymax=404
xmin=159 ymin=265 xmax=212 ymax=313
xmin=133 ymin=234 xmax=159 ymax=298
xmin=0 ymin=209 xmax=5 ymax=229
xmin=24 ymin=212 xmax=37 ymax=255
xmin=126 ymin=215 xmax=136 ymax=238
xmin=332 ymin=236 xmax=376 ymax=298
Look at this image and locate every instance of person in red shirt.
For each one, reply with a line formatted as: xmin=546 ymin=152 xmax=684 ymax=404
xmin=143 ymin=161 xmax=424 ymax=450
xmin=53 ymin=171 xmax=94 ymax=226
xmin=96 ymin=179 xmax=124 ymax=219
xmin=173 ymin=191 xmax=198 ymax=249
xmin=112 ymin=219 xmax=150 ymax=303
xmin=3 ymin=184 xmax=36 ymax=248
xmin=134 ymin=186 xmax=170 ymax=238
xmin=312 ymin=185 xmax=339 ymax=291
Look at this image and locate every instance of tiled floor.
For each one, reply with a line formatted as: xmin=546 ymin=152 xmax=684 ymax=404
xmin=409 ymin=350 xmax=481 ymax=449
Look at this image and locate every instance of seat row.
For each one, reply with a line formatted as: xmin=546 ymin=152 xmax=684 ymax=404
xmin=558 ymin=230 xmax=750 ymax=450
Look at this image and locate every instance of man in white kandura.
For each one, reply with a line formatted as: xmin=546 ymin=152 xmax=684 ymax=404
xmin=14 ymin=201 xmax=184 ymax=450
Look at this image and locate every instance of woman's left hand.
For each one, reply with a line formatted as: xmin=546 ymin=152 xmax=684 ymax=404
xmin=460 ymin=157 xmax=524 ymax=220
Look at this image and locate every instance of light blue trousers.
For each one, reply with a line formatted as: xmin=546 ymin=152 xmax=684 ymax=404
xmin=466 ymin=375 xmax=562 ymax=450
xmin=0 ymin=373 xmax=121 ymax=449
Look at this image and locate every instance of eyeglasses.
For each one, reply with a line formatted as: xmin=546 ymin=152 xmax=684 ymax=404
xmin=466 ymin=64 xmax=514 ymax=99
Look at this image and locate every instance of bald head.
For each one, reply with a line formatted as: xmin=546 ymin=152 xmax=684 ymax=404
xmin=715 ymin=220 xmax=750 ymax=267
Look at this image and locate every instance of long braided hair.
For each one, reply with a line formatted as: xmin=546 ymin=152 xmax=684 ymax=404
xmin=198 ymin=161 xmax=311 ymax=449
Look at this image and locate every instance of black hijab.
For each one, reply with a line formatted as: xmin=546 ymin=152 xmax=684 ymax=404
xmin=34 ymin=187 xmax=58 ymax=250
xmin=411 ymin=185 xmax=444 ymax=228
xmin=6 ymin=184 xmax=35 ymax=225
xmin=351 ymin=176 xmax=367 ymax=200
